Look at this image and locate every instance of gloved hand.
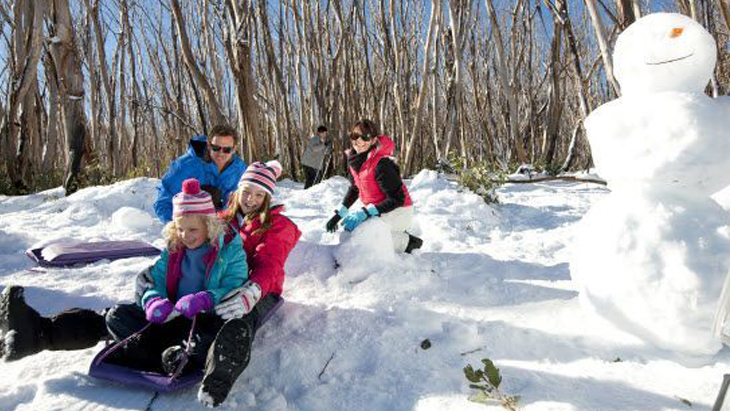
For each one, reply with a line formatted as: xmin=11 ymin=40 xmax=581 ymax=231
xmin=342 ymin=205 xmax=379 ymax=232
xmin=174 ymin=291 xmax=214 ymax=319
xmin=145 ymin=297 xmax=174 ymax=324
xmin=215 ymin=281 xmax=262 ymax=320
xmin=326 ymin=205 xmax=349 ymax=233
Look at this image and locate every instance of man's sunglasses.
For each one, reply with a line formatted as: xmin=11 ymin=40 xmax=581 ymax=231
xmin=349 ymin=133 xmax=373 ymax=142
xmin=210 ymin=144 xmax=235 ymax=154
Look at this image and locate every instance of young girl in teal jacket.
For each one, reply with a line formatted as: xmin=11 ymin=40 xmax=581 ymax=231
xmin=105 ymin=178 xmax=248 ymax=373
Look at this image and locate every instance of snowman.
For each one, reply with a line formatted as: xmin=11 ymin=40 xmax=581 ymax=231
xmin=570 ymin=13 xmax=730 ymax=355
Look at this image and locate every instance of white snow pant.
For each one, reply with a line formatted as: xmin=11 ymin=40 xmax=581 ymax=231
xmin=379 ymin=206 xmax=413 ymax=252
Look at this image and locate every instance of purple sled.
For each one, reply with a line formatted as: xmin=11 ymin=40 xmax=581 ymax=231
xmin=26 ymin=240 xmax=161 ymax=268
xmin=88 ymin=297 xmax=284 ymax=392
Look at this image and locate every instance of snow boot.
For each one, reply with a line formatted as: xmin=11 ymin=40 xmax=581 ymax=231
xmin=161 ymin=345 xmax=188 ymax=375
xmin=198 ymin=317 xmax=255 ymax=407
xmin=0 ymin=286 xmax=50 ymax=361
xmin=404 ymin=234 xmax=423 ymax=254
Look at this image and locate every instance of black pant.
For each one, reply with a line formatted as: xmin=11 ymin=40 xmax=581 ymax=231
xmin=105 ymin=303 xmax=225 ymax=372
xmin=303 ymin=165 xmax=319 ymax=189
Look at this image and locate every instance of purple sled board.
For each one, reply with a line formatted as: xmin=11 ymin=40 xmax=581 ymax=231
xmin=26 ymin=240 xmax=161 ymax=268
xmin=89 ymin=297 xmax=284 ymax=392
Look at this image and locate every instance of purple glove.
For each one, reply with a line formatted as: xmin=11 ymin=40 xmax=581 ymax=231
xmin=144 ymin=297 xmax=174 ymax=324
xmin=174 ymin=291 xmax=214 ymax=319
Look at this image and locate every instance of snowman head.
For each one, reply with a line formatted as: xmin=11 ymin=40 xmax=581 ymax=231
xmin=613 ymin=13 xmax=716 ymax=95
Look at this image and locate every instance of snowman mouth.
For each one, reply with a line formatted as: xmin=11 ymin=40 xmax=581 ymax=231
xmin=645 ymin=53 xmax=694 ymax=65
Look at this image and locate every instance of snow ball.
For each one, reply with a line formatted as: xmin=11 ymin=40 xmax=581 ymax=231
xmin=111 ymin=207 xmax=154 ymax=231
xmin=334 ymin=218 xmax=395 ymax=269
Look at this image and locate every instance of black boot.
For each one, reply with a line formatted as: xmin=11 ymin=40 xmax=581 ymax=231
xmin=0 ymin=286 xmax=50 ymax=361
xmin=198 ymin=318 xmax=255 ymax=407
xmin=162 ymin=345 xmax=188 ymax=375
xmin=404 ymin=234 xmax=423 ymax=254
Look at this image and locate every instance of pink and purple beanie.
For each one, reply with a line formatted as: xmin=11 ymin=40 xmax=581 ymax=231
xmin=238 ymin=160 xmax=282 ymax=196
xmin=172 ymin=179 xmax=216 ymax=217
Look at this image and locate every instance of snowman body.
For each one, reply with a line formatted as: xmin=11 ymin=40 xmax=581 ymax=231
xmin=571 ymin=13 xmax=730 ymax=355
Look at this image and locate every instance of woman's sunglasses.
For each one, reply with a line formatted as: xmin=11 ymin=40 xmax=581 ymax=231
xmin=349 ymin=133 xmax=373 ymax=142
xmin=210 ymin=144 xmax=234 ymax=154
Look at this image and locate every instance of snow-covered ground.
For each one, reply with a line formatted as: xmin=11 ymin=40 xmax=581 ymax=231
xmin=1 ymin=172 xmax=728 ymax=411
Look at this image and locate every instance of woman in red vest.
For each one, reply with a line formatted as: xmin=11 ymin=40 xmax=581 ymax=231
xmin=326 ymin=119 xmax=423 ymax=253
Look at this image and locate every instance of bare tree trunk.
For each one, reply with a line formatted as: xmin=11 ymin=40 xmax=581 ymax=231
xmin=89 ymin=0 xmax=119 ymax=174
xmin=48 ymin=0 xmax=88 ymax=194
xmin=224 ymin=0 xmax=261 ymax=160
xmin=403 ymin=0 xmax=439 ymax=174
xmin=485 ymin=0 xmax=524 ymax=164
xmin=584 ymin=0 xmax=621 ymax=95
xmin=122 ymin=0 xmax=140 ymax=169
xmin=170 ymin=0 xmax=226 ymax=127
xmin=3 ymin=0 xmax=43 ymax=192
xmin=42 ymin=51 xmax=60 ymax=174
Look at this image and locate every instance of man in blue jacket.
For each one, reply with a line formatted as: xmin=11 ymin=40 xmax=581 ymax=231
xmin=154 ymin=124 xmax=247 ymax=223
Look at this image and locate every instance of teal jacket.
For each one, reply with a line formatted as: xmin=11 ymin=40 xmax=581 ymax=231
xmin=140 ymin=232 xmax=248 ymax=307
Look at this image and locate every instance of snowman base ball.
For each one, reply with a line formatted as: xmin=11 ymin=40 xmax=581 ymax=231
xmin=571 ymin=12 xmax=730 ymax=355
xmin=572 ymin=194 xmax=730 ymax=355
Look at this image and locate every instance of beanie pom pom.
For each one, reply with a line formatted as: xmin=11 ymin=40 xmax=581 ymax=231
xmin=182 ymin=178 xmax=201 ymax=195
xmin=265 ymin=160 xmax=283 ymax=179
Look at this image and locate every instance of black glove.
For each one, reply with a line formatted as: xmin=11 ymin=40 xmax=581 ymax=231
xmin=326 ymin=214 xmax=342 ymax=233
xmin=200 ymin=185 xmax=223 ymax=210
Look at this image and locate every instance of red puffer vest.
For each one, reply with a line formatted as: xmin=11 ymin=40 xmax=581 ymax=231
xmin=348 ymin=135 xmax=413 ymax=208
xmin=224 ymin=206 xmax=301 ymax=298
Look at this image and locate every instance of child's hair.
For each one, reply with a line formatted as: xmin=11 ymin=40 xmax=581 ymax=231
xmin=163 ymin=214 xmax=227 ymax=252
xmin=224 ymin=188 xmax=273 ymax=236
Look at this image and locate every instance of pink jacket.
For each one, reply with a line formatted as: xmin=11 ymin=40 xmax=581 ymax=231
xmin=226 ymin=206 xmax=301 ymax=297
xmin=348 ymin=135 xmax=413 ymax=208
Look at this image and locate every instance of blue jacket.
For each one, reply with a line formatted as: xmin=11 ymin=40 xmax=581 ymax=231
xmin=154 ymin=136 xmax=247 ymax=222
xmin=140 ymin=232 xmax=248 ymax=307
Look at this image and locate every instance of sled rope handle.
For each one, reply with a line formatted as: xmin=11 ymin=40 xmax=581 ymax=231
xmin=94 ymin=322 xmax=153 ymax=366
xmin=168 ymin=315 xmax=197 ymax=381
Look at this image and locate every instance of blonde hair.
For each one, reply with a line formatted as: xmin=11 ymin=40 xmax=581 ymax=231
xmin=224 ymin=188 xmax=273 ymax=236
xmin=163 ymin=214 xmax=227 ymax=252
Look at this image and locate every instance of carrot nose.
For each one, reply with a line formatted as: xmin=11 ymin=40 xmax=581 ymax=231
xmin=670 ymin=27 xmax=684 ymax=38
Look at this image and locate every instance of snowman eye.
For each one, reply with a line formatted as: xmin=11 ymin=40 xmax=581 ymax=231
xmin=669 ymin=27 xmax=684 ymax=38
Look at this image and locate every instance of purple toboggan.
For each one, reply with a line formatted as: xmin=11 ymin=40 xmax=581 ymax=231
xmin=26 ymin=240 xmax=161 ymax=267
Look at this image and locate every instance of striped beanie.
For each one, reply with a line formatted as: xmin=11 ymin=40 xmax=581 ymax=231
xmin=238 ymin=160 xmax=282 ymax=195
xmin=172 ymin=179 xmax=216 ymax=217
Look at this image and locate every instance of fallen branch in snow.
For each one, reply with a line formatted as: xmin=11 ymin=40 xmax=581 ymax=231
xmin=506 ymin=175 xmax=607 ymax=186
xmin=318 ymin=352 xmax=336 ymax=380
xmin=460 ymin=347 xmax=484 ymax=356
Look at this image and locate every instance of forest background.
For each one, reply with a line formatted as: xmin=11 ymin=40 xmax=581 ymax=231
xmin=1 ymin=0 xmax=728 ymax=195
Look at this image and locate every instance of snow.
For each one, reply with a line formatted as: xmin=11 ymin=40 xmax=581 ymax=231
xmin=574 ymin=12 xmax=730 ymax=356
xmin=2 ymin=171 xmax=730 ymax=411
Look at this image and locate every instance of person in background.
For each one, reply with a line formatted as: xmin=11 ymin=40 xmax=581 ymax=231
xmin=325 ymin=119 xmax=423 ymax=253
xmin=154 ymin=124 xmax=247 ymax=223
xmin=300 ymin=125 xmax=331 ymax=189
